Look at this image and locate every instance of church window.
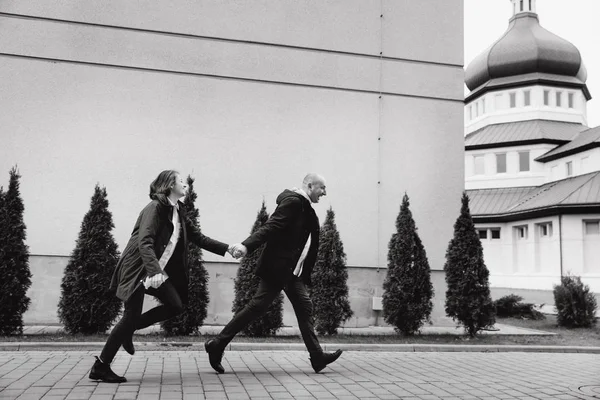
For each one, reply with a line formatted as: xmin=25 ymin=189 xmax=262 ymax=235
xmin=520 ymin=0 xmax=524 ymax=11
xmin=478 ymin=229 xmax=488 ymax=239
xmin=519 ymin=151 xmax=530 ymax=172
xmin=515 ymin=225 xmax=528 ymax=239
xmin=509 ymin=92 xmax=516 ymax=108
xmin=585 ymin=221 xmax=600 ymax=235
xmin=524 ymin=90 xmax=531 ymax=106
xmin=543 ymin=90 xmax=550 ymax=105
xmin=537 ymin=222 xmax=552 ymax=238
xmin=496 ymin=153 xmax=507 ymax=173
xmin=556 ymin=91 xmax=562 ymax=107
xmin=568 ymin=93 xmax=574 ymax=108
xmin=566 ymin=161 xmax=573 ymax=176
xmin=481 ymin=99 xmax=485 ymax=114
xmin=491 ymin=229 xmax=501 ymax=239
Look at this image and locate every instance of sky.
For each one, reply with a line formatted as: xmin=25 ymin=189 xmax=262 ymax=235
xmin=464 ymin=0 xmax=600 ymax=127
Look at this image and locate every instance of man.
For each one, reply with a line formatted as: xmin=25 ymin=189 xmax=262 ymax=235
xmin=205 ymin=173 xmax=343 ymax=374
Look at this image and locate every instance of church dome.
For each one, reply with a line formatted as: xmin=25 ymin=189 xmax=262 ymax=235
xmin=465 ymin=11 xmax=587 ymax=92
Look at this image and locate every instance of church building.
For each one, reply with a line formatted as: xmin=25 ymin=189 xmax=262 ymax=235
xmin=464 ymin=0 xmax=600 ymax=293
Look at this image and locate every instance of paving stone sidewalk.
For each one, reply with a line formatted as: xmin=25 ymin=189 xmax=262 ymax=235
xmin=1 ymin=350 xmax=599 ymax=400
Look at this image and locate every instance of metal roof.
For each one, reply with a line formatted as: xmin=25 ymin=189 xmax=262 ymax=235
xmin=465 ymin=120 xmax=586 ymax=148
xmin=536 ymin=125 xmax=600 ymax=162
xmin=467 ymin=171 xmax=600 ymax=217
xmin=465 ymin=12 xmax=585 ymax=92
xmin=468 ymin=187 xmax=536 ymax=215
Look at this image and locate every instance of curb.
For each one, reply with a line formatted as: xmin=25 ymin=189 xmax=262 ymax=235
xmin=1 ymin=342 xmax=599 ymax=354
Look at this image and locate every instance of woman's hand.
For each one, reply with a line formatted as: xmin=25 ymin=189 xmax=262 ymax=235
xmin=143 ymin=273 xmax=166 ymax=289
xmin=228 ymin=243 xmax=247 ymax=259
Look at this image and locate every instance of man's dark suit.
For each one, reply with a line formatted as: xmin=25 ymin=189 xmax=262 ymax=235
xmin=215 ymin=189 xmax=322 ymax=354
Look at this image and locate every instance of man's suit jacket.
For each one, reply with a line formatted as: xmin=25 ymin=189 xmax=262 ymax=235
xmin=110 ymin=198 xmax=228 ymax=304
xmin=242 ymin=189 xmax=320 ymax=287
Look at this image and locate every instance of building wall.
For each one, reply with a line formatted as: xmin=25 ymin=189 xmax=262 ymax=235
xmin=477 ymin=214 xmax=600 ymax=293
xmin=24 ymin=255 xmax=448 ymax=327
xmin=466 ymin=145 xmax=600 ymax=189
xmin=0 ymin=1 xmax=465 ymax=322
xmin=465 ymin=144 xmax=554 ymax=189
xmin=545 ymin=149 xmax=600 ymax=182
xmin=465 ymin=85 xmax=588 ymax=134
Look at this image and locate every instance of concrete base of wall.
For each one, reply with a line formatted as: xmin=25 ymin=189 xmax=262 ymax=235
xmin=24 ymin=255 xmax=454 ymax=327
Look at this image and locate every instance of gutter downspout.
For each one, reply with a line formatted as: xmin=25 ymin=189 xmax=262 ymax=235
xmin=558 ymin=214 xmax=563 ymax=278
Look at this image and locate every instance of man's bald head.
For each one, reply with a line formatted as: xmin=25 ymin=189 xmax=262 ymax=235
xmin=302 ymin=173 xmax=327 ymax=203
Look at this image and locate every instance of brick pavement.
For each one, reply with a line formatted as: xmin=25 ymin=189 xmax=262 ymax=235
xmin=1 ymin=350 xmax=599 ymax=400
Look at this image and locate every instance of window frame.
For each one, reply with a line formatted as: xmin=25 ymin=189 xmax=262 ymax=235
xmin=496 ymin=153 xmax=507 ymax=174
xmin=566 ymin=161 xmax=573 ymax=177
xmin=584 ymin=220 xmax=600 ymax=236
xmin=523 ymin=90 xmax=531 ymax=106
xmin=518 ymin=151 xmax=530 ymax=172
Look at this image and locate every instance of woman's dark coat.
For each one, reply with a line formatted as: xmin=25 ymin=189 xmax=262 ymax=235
xmin=110 ymin=198 xmax=228 ymax=304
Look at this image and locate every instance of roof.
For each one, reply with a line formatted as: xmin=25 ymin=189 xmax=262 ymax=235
xmin=465 ymin=120 xmax=586 ymax=149
xmin=465 ymin=12 xmax=585 ymax=92
xmin=467 ymin=171 xmax=600 ymax=221
xmin=535 ymin=125 xmax=600 ymax=162
xmin=468 ymin=186 xmax=537 ymax=215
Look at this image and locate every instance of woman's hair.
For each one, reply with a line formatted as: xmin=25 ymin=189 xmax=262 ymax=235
xmin=149 ymin=170 xmax=179 ymax=202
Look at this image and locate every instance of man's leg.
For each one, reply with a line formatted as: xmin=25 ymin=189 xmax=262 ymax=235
xmin=283 ymin=277 xmax=322 ymax=355
xmin=285 ymin=277 xmax=343 ymax=373
xmin=216 ymin=278 xmax=282 ymax=347
xmin=205 ymin=278 xmax=281 ymax=373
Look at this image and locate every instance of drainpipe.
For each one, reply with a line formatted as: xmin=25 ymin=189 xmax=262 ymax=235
xmin=558 ymin=214 xmax=564 ymax=278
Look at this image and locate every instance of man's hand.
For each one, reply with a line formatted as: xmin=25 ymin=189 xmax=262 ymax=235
xmin=228 ymin=243 xmax=248 ymax=259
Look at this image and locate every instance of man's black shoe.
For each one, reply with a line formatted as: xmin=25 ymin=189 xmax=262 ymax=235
xmin=204 ymin=339 xmax=225 ymax=374
xmin=88 ymin=356 xmax=127 ymax=383
xmin=122 ymin=335 xmax=135 ymax=355
xmin=310 ymin=349 xmax=343 ymax=373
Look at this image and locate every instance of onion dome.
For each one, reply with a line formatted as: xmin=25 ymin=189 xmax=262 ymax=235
xmin=465 ymin=0 xmax=589 ymax=98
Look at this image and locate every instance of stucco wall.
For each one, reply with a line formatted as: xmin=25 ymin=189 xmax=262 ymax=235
xmin=0 ymin=0 xmax=465 ymax=323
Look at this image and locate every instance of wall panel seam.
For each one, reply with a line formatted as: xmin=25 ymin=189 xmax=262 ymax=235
xmin=0 ymin=12 xmax=464 ymax=69
xmin=0 ymin=52 xmax=465 ymax=103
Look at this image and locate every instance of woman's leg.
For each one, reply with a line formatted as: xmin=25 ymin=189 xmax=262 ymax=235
xmin=99 ymin=285 xmax=145 ymax=364
xmin=136 ymin=280 xmax=184 ymax=330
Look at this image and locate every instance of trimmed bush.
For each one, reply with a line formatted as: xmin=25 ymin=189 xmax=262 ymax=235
xmin=231 ymin=201 xmax=283 ymax=336
xmin=161 ymin=176 xmax=210 ymax=336
xmin=57 ymin=185 xmax=121 ymax=334
xmin=0 ymin=167 xmax=33 ymax=335
xmin=382 ymin=193 xmax=434 ymax=335
xmin=311 ymin=207 xmax=353 ymax=335
xmin=444 ymin=192 xmax=495 ymax=337
xmin=493 ymin=294 xmax=545 ymax=320
xmin=553 ymin=274 xmax=597 ymax=328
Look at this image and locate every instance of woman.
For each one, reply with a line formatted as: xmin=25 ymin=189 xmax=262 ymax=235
xmin=89 ymin=170 xmax=235 ymax=383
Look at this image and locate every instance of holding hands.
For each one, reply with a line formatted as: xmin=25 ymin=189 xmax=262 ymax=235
xmin=227 ymin=243 xmax=248 ymax=259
